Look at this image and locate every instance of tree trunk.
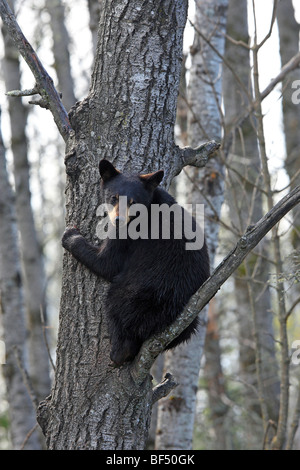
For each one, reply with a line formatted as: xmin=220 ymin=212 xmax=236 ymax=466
xmin=276 ymin=0 xmax=300 ymax=450
xmin=45 ymin=0 xmax=76 ymax=112
xmin=223 ymin=0 xmax=280 ymax=437
xmin=38 ymin=0 xmax=190 ymax=449
xmin=2 ymin=0 xmax=51 ymax=404
xmin=277 ymin=0 xmax=300 ymax=211
xmin=0 ymin=110 xmax=40 ymax=450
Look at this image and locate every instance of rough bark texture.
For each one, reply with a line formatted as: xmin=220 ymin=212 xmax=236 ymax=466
xmin=155 ymin=0 xmax=228 ymax=450
xmin=38 ymin=0 xmax=190 ymax=449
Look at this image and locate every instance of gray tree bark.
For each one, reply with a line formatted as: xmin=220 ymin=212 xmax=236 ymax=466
xmin=2 ymin=0 xmax=51 ymax=404
xmin=0 ymin=109 xmax=40 ymax=450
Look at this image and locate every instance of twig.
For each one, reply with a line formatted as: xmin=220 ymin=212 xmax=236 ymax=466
xmin=20 ymin=423 xmax=39 ymax=450
xmin=40 ymin=306 xmax=56 ymax=372
xmin=285 ymin=296 xmax=300 ymax=321
xmin=262 ymin=420 xmax=277 ymax=450
xmin=6 ymin=86 xmax=38 ymax=97
xmin=260 ymin=51 xmax=300 ymax=102
xmin=13 ymin=346 xmax=39 ymax=410
xmin=224 ymin=50 xmax=300 ymax=157
xmin=0 ymin=0 xmax=72 ymax=141
xmin=131 ymin=185 xmax=300 ymax=384
xmin=190 ymin=19 xmax=252 ymax=103
xmin=257 ymin=0 xmax=278 ymax=50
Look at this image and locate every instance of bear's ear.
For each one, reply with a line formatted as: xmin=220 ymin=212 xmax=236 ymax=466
xmin=99 ymin=159 xmax=120 ymax=182
xmin=139 ymin=170 xmax=164 ymax=190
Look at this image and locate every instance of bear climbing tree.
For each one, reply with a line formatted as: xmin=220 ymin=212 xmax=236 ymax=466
xmin=62 ymin=160 xmax=210 ymax=366
xmin=38 ymin=0 xmax=214 ymax=449
xmin=1 ymin=0 xmax=300 ymax=450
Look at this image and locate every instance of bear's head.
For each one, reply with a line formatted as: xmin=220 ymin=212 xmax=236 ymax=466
xmin=99 ymin=159 xmax=164 ymax=227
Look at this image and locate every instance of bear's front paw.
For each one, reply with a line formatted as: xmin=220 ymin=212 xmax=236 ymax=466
xmin=62 ymin=226 xmax=81 ymax=251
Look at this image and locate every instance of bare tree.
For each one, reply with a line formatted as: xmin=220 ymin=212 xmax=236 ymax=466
xmin=223 ymin=0 xmax=280 ymax=444
xmin=0 ymin=109 xmax=40 ymax=449
xmin=2 ymin=0 xmax=51 ymax=404
xmin=277 ymin=0 xmax=300 ymax=450
xmin=45 ymin=0 xmax=76 ymax=112
xmin=277 ymin=0 xmax=300 ymax=209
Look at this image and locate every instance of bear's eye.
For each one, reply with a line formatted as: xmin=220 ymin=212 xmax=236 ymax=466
xmin=110 ymin=194 xmax=119 ymax=205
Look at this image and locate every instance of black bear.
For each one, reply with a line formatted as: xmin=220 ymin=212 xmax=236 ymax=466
xmin=62 ymin=159 xmax=210 ymax=365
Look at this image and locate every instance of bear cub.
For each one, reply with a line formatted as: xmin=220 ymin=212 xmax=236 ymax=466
xmin=62 ymin=159 xmax=210 ymax=365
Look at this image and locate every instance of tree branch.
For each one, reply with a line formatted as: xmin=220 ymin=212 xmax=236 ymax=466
xmin=6 ymin=86 xmax=38 ymax=97
xmin=131 ymin=184 xmax=300 ymax=384
xmin=0 ymin=0 xmax=72 ymax=141
xmin=260 ymin=51 xmax=300 ymax=102
xmin=174 ymin=140 xmax=220 ymax=176
xmin=224 ymin=50 xmax=300 ymax=156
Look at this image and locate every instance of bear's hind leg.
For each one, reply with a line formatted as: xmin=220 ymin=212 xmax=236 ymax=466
xmin=110 ymin=334 xmax=140 ymax=366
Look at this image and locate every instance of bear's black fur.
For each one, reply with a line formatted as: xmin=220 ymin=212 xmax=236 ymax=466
xmin=62 ymin=159 xmax=210 ymax=365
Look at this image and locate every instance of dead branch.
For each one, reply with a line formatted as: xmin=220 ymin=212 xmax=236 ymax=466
xmin=176 ymin=140 xmax=220 ymax=173
xmin=0 ymin=0 xmax=72 ymax=141
xmin=152 ymin=373 xmax=178 ymax=404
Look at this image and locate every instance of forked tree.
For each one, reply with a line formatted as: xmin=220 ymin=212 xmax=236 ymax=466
xmin=1 ymin=0 xmax=299 ymax=449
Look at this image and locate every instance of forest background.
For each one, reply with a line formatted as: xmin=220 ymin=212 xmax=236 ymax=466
xmin=0 ymin=0 xmax=300 ymax=450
